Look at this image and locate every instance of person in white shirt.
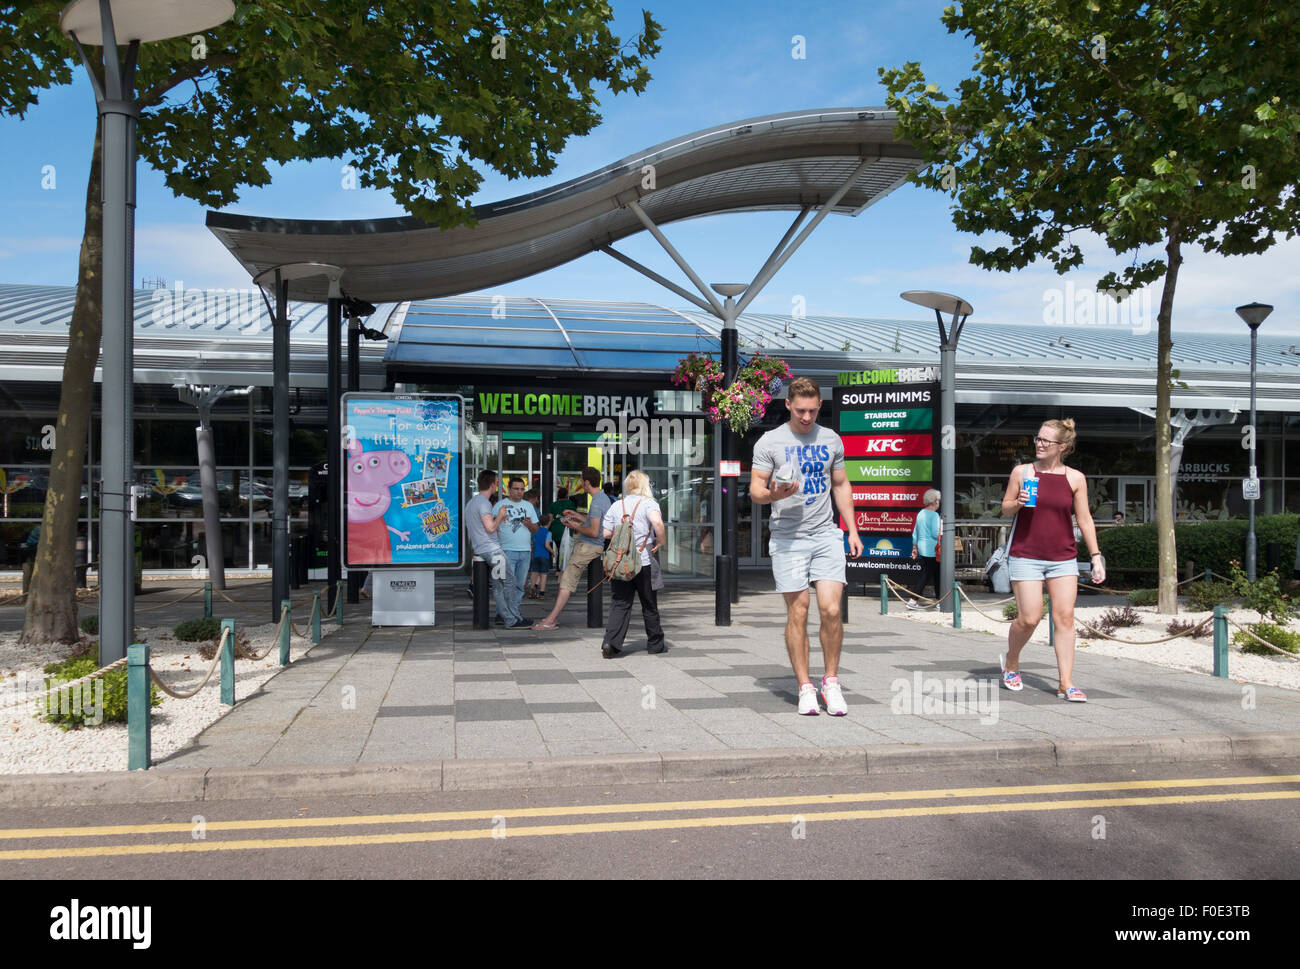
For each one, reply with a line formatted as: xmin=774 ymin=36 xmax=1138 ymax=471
xmin=598 ymin=470 xmax=666 ymax=658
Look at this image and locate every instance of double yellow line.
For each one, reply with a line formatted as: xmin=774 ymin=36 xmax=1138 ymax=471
xmin=3 ymin=774 xmax=1298 ymax=860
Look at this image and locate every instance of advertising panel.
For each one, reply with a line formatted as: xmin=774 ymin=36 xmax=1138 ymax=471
xmin=834 ymin=369 xmax=940 ymax=584
xmin=342 ymin=394 xmax=464 ymax=569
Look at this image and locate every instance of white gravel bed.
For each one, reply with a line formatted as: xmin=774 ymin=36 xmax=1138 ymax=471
xmin=0 ymin=623 xmax=312 ymax=775
xmin=894 ymin=599 xmax=1300 ymax=691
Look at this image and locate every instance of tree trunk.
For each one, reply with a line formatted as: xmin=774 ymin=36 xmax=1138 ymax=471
xmin=19 ymin=119 xmax=103 ymax=645
xmin=1155 ymin=225 xmax=1183 ymax=615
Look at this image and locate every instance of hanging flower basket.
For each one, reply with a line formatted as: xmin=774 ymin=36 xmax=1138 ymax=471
xmin=674 ymin=352 xmax=792 ymax=435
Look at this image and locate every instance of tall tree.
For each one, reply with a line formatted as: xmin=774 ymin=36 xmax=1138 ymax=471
xmin=1 ymin=1 xmax=660 ymax=643
xmin=880 ymin=0 xmax=1300 ymax=612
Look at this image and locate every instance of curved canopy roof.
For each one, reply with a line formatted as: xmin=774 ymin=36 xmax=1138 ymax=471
xmin=206 ymin=108 xmax=924 ymax=303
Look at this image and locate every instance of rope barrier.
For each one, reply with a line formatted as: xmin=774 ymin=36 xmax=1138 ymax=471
xmin=214 ymin=588 xmax=272 ymax=615
xmin=0 ymin=656 xmax=128 ymax=709
xmin=882 ymin=575 xmax=955 ymax=607
xmin=1223 ymin=616 xmax=1300 ymax=661
xmin=1073 ymin=615 xmax=1214 ymax=645
xmin=148 ymin=627 xmax=230 ymax=699
xmin=954 ymin=585 xmax=1018 ymax=624
xmin=242 ymin=606 xmax=290 ymax=662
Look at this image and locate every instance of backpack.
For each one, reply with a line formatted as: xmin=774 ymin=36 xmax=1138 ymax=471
xmin=602 ymin=498 xmax=650 ymax=582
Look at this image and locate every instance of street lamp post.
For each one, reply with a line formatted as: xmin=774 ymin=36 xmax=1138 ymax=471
xmin=60 ymin=0 xmax=234 ymax=663
xmin=1236 ymin=301 xmax=1273 ymax=582
xmin=900 ymin=291 xmax=973 ymax=614
xmin=711 ymin=283 xmax=746 ymax=625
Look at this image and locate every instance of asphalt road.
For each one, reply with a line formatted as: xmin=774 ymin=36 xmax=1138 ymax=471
xmin=4 ymin=759 xmax=1297 ymax=882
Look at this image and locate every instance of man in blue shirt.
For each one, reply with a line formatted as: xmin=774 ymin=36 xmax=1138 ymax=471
xmin=493 ymin=476 xmax=539 ymax=626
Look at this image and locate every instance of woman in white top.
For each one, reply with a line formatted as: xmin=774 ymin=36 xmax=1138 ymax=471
xmin=599 ymin=470 xmax=667 ymax=658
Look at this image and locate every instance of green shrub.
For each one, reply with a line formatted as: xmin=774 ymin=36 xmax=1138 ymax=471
xmin=1233 ymin=621 xmax=1300 ymax=657
xmin=1126 ymin=588 xmax=1157 ymax=606
xmin=79 ymin=615 xmax=98 ymax=635
xmin=1226 ymin=562 xmax=1295 ymax=623
xmin=1097 ymin=512 xmax=1300 ymax=578
xmin=1185 ymin=580 xmax=1235 ymax=613
xmin=39 ymin=655 xmax=161 ymax=730
xmin=174 ymin=617 xmax=222 ymax=642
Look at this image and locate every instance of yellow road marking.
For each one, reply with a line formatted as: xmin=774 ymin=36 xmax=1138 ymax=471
xmin=2 ymin=789 xmax=1298 ymax=861
xmin=4 ymin=774 xmax=1298 ymax=841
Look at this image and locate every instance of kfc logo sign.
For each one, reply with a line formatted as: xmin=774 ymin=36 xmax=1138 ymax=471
xmin=843 ymin=434 xmax=933 ymax=458
xmin=864 ymin=438 xmax=905 ymax=453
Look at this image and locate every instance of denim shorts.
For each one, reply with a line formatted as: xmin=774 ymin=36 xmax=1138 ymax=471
xmin=1008 ymin=556 xmax=1079 ymax=581
xmin=769 ymin=530 xmax=846 ymax=593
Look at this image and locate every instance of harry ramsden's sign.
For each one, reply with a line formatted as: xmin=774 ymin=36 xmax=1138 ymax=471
xmin=475 ymin=391 xmax=654 ymax=423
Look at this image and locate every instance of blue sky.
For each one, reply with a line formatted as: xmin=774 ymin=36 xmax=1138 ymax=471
xmin=2 ymin=0 xmax=1297 ymax=338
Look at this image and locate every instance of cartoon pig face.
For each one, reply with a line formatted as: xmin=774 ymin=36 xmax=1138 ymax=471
xmin=346 ymin=440 xmax=410 ymax=522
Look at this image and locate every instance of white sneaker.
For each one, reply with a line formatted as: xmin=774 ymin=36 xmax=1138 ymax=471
xmin=905 ymin=599 xmax=920 ymax=610
xmin=797 ymin=682 xmax=820 ymax=715
xmin=821 ymin=675 xmax=848 ymax=716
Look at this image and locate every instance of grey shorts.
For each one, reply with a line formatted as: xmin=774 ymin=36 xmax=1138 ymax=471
xmin=1008 ymin=556 xmax=1079 ymax=581
xmin=770 ymin=531 xmax=846 ymax=593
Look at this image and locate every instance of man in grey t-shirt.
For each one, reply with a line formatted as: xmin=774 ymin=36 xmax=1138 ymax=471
xmin=465 ymin=470 xmax=526 ymax=627
xmin=532 ymin=466 xmax=610 ymax=631
xmin=751 ymin=377 xmax=861 ymax=716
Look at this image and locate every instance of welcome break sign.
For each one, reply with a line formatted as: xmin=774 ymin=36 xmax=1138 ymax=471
xmin=833 ymin=367 xmax=940 ymax=585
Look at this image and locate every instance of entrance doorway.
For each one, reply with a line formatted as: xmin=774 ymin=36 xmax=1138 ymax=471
xmin=1118 ymin=477 xmax=1151 ymax=522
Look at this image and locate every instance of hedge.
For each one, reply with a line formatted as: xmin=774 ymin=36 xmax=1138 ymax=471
xmin=1097 ymin=513 xmax=1299 ymax=577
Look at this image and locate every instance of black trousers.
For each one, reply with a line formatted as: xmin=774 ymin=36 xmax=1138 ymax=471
xmin=910 ymin=554 xmax=939 ymax=598
xmin=602 ymin=566 xmax=664 ymax=652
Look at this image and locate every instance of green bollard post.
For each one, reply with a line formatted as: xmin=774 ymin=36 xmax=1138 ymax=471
xmin=880 ymin=575 xmax=888 ymax=615
xmin=312 ymin=591 xmax=322 ymax=644
xmin=220 ymin=619 xmax=235 ymax=705
xmin=953 ymin=582 xmax=962 ymax=629
xmin=204 ymin=580 xmax=212 ymax=619
xmin=128 ymin=643 xmax=151 ymax=771
xmin=280 ymin=599 xmax=291 ymax=666
xmin=1048 ymin=593 xmax=1055 ymax=649
xmin=1213 ymin=606 xmax=1228 ymax=678
xmin=1204 ymin=568 xmax=1212 ymax=584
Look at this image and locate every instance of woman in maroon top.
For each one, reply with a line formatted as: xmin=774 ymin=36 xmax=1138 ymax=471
xmin=998 ymin=419 xmax=1105 ymax=702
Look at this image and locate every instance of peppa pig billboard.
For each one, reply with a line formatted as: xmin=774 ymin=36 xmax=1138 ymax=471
xmin=342 ymin=394 xmax=464 ymax=569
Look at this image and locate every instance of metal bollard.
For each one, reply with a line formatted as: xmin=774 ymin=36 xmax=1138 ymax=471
xmin=220 ymin=619 xmax=235 ymax=705
xmin=204 ymin=580 xmax=212 ymax=619
xmin=715 ymin=555 xmax=732 ymax=626
xmin=953 ymin=582 xmax=962 ymax=629
xmin=840 ymin=582 xmax=849 ymax=623
xmin=1213 ymin=606 xmax=1229 ymax=678
xmin=586 ymin=558 xmax=603 ymax=628
xmin=880 ymin=575 xmax=888 ymax=615
xmin=279 ymin=599 xmax=291 ymax=666
xmin=311 ymin=591 xmax=322 ymax=644
xmin=473 ymin=557 xmax=490 ymax=630
xmin=128 ymin=643 xmax=151 ymax=771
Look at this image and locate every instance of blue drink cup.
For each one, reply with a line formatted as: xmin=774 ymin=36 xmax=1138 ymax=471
xmin=1023 ymin=475 xmax=1039 ymax=507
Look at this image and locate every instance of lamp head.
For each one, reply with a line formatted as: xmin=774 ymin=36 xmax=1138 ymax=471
xmin=1235 ymin=302 xmax=1273 ymax=331
xmin=60 ymin=0 xmax=234 ymax=44
xmin=711 ymin=283 xmax=747 ymax=298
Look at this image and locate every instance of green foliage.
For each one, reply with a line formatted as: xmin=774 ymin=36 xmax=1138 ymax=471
xmin=39 ymin=656 xmax=161 ymax=730
xmin=1185 ymin=580 xmax=1235 ymax=613
xmin=174 ymin=617 xmax=222 ymax=642
xmin=1226 ymin=562 xmax=1295 ymax=623
xmin=1126 ymin=588 xmax=1157 ymax=606
xmin=1233 ymin=621 xmax=1300 ymax=657
xmin=1088 ymin=606 xmax=1144 ymax=637
xmin=1 ymin=2 xmax=663 ymax=228
xmin=79 ymin=615 xmax=98 ymax=635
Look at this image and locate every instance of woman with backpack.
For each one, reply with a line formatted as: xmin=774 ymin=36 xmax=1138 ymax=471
xmin=599 ymin=470 xmax=666 ymax=658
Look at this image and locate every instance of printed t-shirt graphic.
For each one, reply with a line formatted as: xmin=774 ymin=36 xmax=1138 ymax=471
xmin=752 ymin=423 xmax=846 ymax=540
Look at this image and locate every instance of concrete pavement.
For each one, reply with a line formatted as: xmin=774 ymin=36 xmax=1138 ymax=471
xmin=2 ymin=573 xmax=1298 ymax=806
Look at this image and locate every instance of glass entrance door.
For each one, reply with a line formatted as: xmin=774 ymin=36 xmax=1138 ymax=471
xmin=1118 ymin=477 xmax=1151 ymax=522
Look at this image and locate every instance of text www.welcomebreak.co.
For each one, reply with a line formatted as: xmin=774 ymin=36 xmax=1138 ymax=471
xmin=1114 ymin=929 xmax=1250 ymax=943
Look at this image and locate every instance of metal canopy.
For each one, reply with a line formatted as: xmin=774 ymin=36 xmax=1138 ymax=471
xmin=206 ymin=108 xmax=924 ymax=303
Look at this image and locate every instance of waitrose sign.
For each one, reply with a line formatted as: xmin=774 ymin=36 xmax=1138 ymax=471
xmin=475 ymin=391 xmax=654 ymax=422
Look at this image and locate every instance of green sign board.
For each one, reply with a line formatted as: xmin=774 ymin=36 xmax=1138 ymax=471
xmin=839 ymin=408 xmax=934 ymax=433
